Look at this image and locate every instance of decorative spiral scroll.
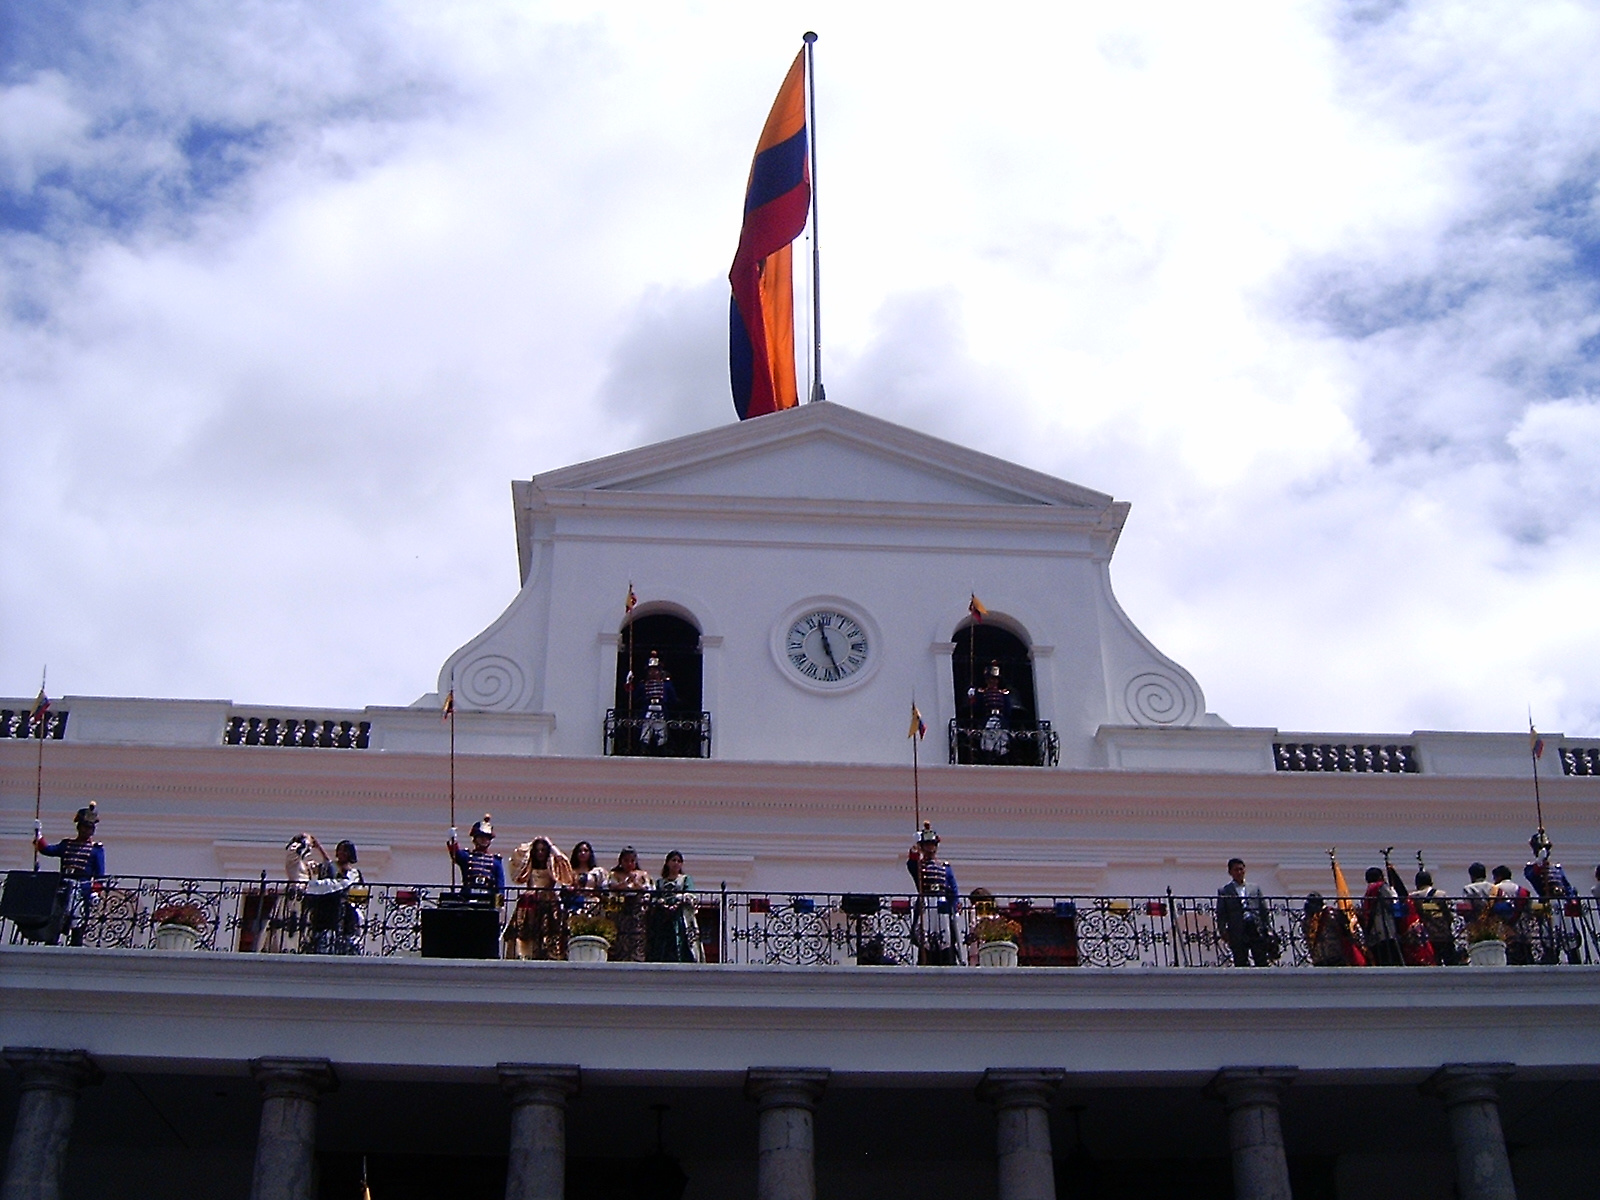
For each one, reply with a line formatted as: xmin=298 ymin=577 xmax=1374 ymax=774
xmin=1123 ymin=671 xmax=1198 ymax=727
xmin=457 ymin=654 xmax=526 ymax=710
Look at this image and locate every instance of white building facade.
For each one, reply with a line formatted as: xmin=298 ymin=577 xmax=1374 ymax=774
xmin=3 ymin=403 xmax=1598 ymax=1200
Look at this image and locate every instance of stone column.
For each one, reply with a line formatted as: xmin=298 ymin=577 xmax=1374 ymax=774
xmin=745 ymin=1068 xmax=829 ymax=1200
xmin=248 ymin=1057 xmax=337 ymax=1200
xmin=1207 ymin=1066 xmax=1298 ymax=1200
xmin=2 ymin=1047 xmax=102 ymax=1200
xmin=1423 ymin=1063 xmax=1517 ymax=1200
xmin=499 ymin=1064 xmax=581 ymax=1200
xmin=978 ymin=1068 xmax=1065 ymax=1200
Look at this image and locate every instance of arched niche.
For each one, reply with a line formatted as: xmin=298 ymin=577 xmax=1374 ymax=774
xmin=609 ymin=611 xmax=706 ymax=757
xmin=951 ymin=619 xmax=1049 ymax=766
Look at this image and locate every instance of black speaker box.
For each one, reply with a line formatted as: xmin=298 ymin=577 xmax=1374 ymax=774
xmin=2 ymin=871 xmax=63 ymax=943
xmin=420 ymin=906 xmax=501 ymax=959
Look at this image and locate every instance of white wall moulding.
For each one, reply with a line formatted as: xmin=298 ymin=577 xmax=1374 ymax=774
xmin=2 ymin=948 xmax=1597 ymax=1082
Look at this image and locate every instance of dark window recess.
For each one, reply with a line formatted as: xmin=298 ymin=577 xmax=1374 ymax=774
xmin=1273 ymin=742 xmax=1417 ymax=773
xmin=224 ymin=716 xmax=371 ymax=749
xmin=0 ymin=709 xmax=67 ymax=740
xmin=951 ymin=622 xmax=1054 ymax=765
xmin=610 ymin=612 xmax=706 ymax=758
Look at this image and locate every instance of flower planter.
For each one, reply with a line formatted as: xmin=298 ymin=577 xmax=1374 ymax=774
xmin=978 ymin=940 xmax=1019 ymax=968
xmin=153 ymin=923 xmax=201 ymax=951
xmin=566 ymin=935 xmax=611 ymax=963
xmin=1468 ymin=939 xmax=1507 ymax=967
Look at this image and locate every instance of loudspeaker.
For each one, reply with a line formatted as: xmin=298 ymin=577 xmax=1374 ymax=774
xmin=2 ymin=871 xmax=63 ymax=943
xmin=840 ymin=893 xmax=880 ymax=916
xmin=420 ymin=906 xmax=501 ymax=959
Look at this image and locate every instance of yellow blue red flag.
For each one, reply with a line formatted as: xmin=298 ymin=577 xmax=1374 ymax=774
xmin=730 ymin=50 xmax=809 ymax=420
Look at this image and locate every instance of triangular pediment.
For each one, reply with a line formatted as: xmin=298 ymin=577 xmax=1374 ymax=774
xmin=533 ymin=403 xmax=1110 ymax=509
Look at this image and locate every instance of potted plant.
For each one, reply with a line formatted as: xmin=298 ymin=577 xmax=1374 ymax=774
xmin=151 ymin=901 xmax=207 ymax=951
xmin=972 ymin=915 xmax=1023 ymax=968
xmin=1465 ymin=913 xmax=1508 ymax=966
xmin=566 ymin=911 xmax=617 ymax=963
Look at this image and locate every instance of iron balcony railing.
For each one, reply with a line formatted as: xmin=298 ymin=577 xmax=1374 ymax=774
xmin=603 ymin=709 xmax=712 ymax=758
xmin=947 ymin=718 xmax=1060 ymax=766
xmin=5 ymin=875 xmax=1596 ymax=968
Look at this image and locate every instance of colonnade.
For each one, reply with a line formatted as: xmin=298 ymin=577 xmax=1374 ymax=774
xmin=2 ymin=1049 xmax=1523 ymax=1200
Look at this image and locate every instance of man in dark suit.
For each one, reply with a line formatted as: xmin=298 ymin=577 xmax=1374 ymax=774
xmin=1216 ymin=857 xmax=1272 ymax=967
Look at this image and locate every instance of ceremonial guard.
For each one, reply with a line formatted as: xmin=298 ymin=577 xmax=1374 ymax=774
xmin=906 ymin=823 xmax=964 ymax=965
xmin=1523 ymin=830 xmax=1583 ymax=965
xmin=304 ymin=839 xmax=365 ymax=955
xmin=634 ymin=652 xmax=678 ymax=751
xmin=967 ymin=661 xmax=1013 ymax=759
xmin=448 ymin=814 xmax=506 ymax=905
xmin=34 ymin=802 xmax=106 ymax=946
xmin=1216 ymin=858 xmax=1275 ymax=967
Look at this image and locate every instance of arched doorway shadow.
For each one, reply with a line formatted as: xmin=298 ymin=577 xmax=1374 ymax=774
xmin=950 ymin=622 xmax=1056 ymax=766
xmin=607 ymin=613 xmax=708 ymax=758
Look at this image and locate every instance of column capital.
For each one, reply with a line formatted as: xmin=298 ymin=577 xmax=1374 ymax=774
xmin=3 ymin=1047 xmax=103 ymax=1094
xmin=1206 ymin=1066 xmax=1298 ymax=1110
xmin=977 ymin=1068 xmax=1065 ymax=1110
xmin=1422 ymin=1063 xmax=1514 ymax=1108
xmin=498 ymin=1063 xmax=581 ymax=1108
xmin=745 ymin=1068 xmax=829 ymax=1112
xmin=249 ymin=1057 xmax=338 ymax=1102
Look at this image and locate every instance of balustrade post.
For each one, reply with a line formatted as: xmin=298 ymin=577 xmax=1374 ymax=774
xmin=745 ymin=1067 xmax=829 ymax=1200
xmin=1206 ymin=1066 xmax=1297 ymax=1200
xmin=499 ymin=1064 xmax=580 ymax=1200
xmin=2 ymin=1048 xmax=102 ymax=1200
xmin=978 ymin=1068 xmax=1064 ymax=1200
xmin=1422 ymin=1064 xmax=1517 ymax=1200
xmin=248 ymin=1057 xmax=337 ymax=1200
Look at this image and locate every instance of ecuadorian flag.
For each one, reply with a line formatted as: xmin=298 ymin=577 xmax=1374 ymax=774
xmin=729 ymin=50 xmax=810 ymax=420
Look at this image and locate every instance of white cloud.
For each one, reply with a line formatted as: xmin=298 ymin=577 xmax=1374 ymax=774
xmin=3 ymin=0 xmax=1600 ymax=737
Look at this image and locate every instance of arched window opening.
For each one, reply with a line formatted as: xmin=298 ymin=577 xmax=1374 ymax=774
xmin=606 ymin=613 xmax=708 ymax=758
xmin=950 ymin=622 xmax=1056 ymax=766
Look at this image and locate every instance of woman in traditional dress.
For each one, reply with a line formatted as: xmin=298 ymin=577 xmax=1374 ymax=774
xmin=646 ymin=851 xmax=702 ymax=962
xmin=505 ymin=836 xmax=574 ymax=960
xmin=607 ymin=846 xmax=652 ymax=961
xmin=304 ymin=840 xmax=365 ymax=955
xmin=569 ymin=841 xmax=607 ymax=893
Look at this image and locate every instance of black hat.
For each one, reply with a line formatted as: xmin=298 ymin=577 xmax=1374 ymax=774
xmin=917 ymin=821 xmax=940 ymax=845
xmin=470 ymin=814 xmax=494 ymax=840
xmin=74 ymin=802 xmax=99 ymax=828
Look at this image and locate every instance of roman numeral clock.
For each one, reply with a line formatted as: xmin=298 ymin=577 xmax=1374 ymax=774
xmin=771 ymin=600 xmax=882 ymax=692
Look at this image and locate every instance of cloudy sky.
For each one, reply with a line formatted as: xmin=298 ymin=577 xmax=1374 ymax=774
xmin=4 ymin=1 xmax=1599 ymax=738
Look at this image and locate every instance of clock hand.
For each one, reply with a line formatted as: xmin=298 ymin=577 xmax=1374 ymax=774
xmin=818 ymin=625 xmax=841 ymax=669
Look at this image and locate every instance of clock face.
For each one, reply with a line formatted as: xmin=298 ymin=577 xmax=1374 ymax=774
xmin=784 ymin=610 xmax=870 ymax=686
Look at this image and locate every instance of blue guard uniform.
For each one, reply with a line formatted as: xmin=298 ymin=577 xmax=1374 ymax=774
xmin=1524 ymin=830 xmax=1582 ymax=965
xmin=451 ymin=814 xmax=506 ymax=904
xmin=35 ymin=802 xmax=107 ymax=946
xmin=906 ymin=822 xmax=964 ymax=966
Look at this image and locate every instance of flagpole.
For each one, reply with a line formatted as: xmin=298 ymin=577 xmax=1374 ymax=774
xmin=32 ymin=667 xmax=46 ymax=872
xmin=803 ymin=31 xmax=824 ymax=404
xmin=1529 ymin=713 xmax=1546 ymax=836
xmin=912 ymin=714 xmax=922 ymax=832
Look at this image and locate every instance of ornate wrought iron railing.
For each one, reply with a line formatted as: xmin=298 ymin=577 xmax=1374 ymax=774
xmin=603 ymin=709 xmax=712 ymax=758
xmin=947 ymin=719 xmax=1060 ymax=766
xmin=6 ymin=877 xmax=1595 ymax=968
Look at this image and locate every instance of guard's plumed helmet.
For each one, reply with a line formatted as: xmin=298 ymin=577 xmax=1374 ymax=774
xmin=74 ymin=802 xmax=99 ymax=829
xmin=987 ymin=661 xmax=1001 ymax=678
xmin=917 ymin=821 xmax=940 ymax=845
xmin=1530 ymin=829 xmax=1553 ymax=856
xmin=471 ymin=814 xmax=495 ymax=840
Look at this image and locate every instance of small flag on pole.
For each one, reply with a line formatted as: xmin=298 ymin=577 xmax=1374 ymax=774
xmin=29 ymin=688 xmax=49 ymax=737
xmin=729 ymin=49 xmax=810 ymax=421
xmin=968 ymin=594 xmax=988 ymax=623
xmin=1530 ymin=725 xmax=1545 ymax=760
xmin=908 ymin=702 xmax=926 ymax=740
xmin=441 ymin=690 xmax=454 ymax=720
xmin=626 ymin=582 xmax=638 ymax=614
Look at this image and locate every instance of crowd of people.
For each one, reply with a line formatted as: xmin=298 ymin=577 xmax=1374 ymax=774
xmin=16 ymin=805 xmax=1599 ymax=968
xmin=1218 ymin=833 xmax=1595 ymax=969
